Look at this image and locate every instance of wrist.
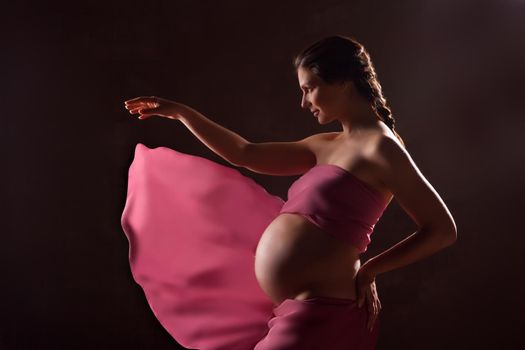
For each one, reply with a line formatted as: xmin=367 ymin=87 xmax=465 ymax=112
xmin=170 ymin=103 xmax=193 ymax=120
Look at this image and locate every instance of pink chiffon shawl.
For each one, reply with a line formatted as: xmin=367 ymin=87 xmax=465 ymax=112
xmin=121 ymin=143 xmax=283 ymax=349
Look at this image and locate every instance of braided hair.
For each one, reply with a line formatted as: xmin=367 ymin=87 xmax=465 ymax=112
xmin=293 ymin=35 xmax=405 ymax=148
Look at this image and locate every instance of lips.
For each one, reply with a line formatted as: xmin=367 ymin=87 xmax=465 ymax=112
xmin=313 ymin=110 xmax=319 ymax=116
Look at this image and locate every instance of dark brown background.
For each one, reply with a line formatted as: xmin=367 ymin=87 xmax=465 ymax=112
xmin=3 ymin=0 xmax=524 ymax=349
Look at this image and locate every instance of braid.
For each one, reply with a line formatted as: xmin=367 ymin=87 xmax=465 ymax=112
xmin=352 ymin=50 xmax=392 ymax=127
xmin=372 ymin=94 xmax=395 ymax=131
xmin=351 ymin=49 xmax=405 ymax=147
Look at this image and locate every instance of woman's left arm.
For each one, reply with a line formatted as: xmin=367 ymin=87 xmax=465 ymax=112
xmin=362 ymin=137 xmax=458 ymax=278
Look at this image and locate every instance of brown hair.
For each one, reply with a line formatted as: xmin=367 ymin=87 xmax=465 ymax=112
xmin=293 ymin=35 xmax=406 ymax=148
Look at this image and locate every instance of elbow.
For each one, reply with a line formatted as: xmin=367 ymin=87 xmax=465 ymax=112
xmin=422 ymin=221 xmax=457 ymax=248
xmin=444 ymin=229 xmax=457 ymax=247
xmin=446 ymin=218 xmax=458 ymax=245
xmin=434 ymin=216 xmax=458 ymax=247
xmin=440 ymin=223 xmax=457 ymax=247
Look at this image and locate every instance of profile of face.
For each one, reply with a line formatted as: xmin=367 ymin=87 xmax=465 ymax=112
xmin=297 ymin=66 xmax=351 ymax=124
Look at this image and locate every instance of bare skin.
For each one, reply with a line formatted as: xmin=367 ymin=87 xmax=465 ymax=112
xmin=254 ymin=128 xmax=394 ymax=306
xmin=252 ymin=67 xmax=395 ymax=329
xmin=124 ymin=67 xmax=457 ymax=332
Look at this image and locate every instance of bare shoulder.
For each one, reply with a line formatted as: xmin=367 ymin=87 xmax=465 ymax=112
xmin=307 ymin=131 xmax=340 ymax=143
xmin=313 ymin=131 xmax=343 ymax=145
xmin=374 ymin=134 xmax=457 ymax=234
xmin=300 ymin=131 xmax=340 ymax=152
xmin=374 ymin=133 xmax=409 ymax=172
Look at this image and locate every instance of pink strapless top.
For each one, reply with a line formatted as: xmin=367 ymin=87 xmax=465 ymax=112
xmin=279 ymin=163 xmax=389 ymax=253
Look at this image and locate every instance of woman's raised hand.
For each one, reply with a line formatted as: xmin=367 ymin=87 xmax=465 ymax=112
xmin=124 ymin=96 xmax=186 ymax=120
xmin=356 ymin=266 xmax=381 ymax=332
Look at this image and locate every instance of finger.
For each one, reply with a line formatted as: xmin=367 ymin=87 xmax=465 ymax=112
xmin=367 ymin=298 xmax=374 ymax=321
xmin=368 ymin=310 xmax=377 ymax=331
xmin=357 ymin=287 xmax=366 ymax=307
xmin=138 ymin=113 xmax=155 ymax=119
xmin=125 ymin=101 xmax=153 ymax=109
xmin=366 ymin=290 xmax=375 ymax=330
xmin=125 ymin=96 xmax=156 ymax=104
xmin=368 ymin=313 xmax=377 ymax=331
xmin=125 ymin=103 xmax=146 ymax=109
xmin=139 ymin=108 xmax=159 ymax=115
xmin=124 ymin=98 xmax=146 ymax=105
xmin=367 ymin=303 xmax=377 ymax=331
xmin=372 ymin=308 xmax=379 ymax=331
xmin=357 ymin=295 xmax=365 ymax=308
xmin=124 ymin=96 xmax=160 ymax=104
xmin=128 ymin=108 xmax=154 ymax=115
xmin=129 ymin=106 xmax=159 ymax=115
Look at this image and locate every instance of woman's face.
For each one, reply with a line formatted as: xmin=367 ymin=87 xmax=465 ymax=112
xmin=297 ymin=66 xmax=349 ymax=124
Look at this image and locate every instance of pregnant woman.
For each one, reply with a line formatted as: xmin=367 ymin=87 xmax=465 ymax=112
xmin=121 ymin=35 xmax=457 ymax=350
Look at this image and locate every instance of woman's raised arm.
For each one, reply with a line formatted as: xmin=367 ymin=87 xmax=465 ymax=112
xmin=125 ymin=96 xmax=250 ymax=166
xmin=124 ymin=96 xmax=319 ymax=175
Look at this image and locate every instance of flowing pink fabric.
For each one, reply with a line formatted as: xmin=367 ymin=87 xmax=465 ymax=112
xmin=120 ymin=143 xmax=380 ymax=349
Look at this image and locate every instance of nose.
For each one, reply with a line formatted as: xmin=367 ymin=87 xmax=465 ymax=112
xmin=301 ymin=93 xmax=310 ymax=109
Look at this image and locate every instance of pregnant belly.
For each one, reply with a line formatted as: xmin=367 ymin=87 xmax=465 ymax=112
xmin=254 ymin=213 xmax=362 ymax=305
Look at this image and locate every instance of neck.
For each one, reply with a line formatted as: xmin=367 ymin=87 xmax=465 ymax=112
xmin=338 ymin=100 xmax=381 ymax=136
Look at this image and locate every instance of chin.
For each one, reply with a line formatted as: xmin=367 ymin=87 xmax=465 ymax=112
xmin=316 ymin=116 xmax=332 ymax=125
